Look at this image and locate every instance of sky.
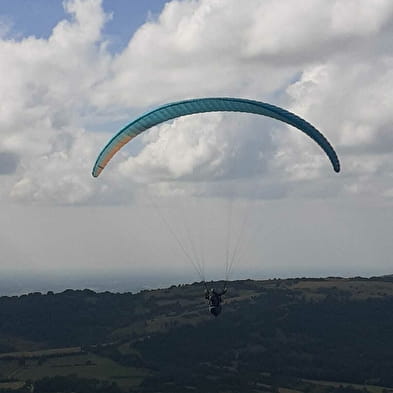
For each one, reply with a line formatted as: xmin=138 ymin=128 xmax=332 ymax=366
xmin=0 ymin=0 xmax=392 ymax=291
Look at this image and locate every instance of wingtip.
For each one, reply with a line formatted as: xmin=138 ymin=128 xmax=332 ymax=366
xmin=92 ymin=165 xmax=104 ymax=178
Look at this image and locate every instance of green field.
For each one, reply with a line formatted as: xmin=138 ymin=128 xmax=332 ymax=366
xmin=0 ymin=351 xmax=148 ymax=390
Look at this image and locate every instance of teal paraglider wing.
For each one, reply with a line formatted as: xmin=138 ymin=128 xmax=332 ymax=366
xmin=92 ymin=97 xmax=340 ymax=177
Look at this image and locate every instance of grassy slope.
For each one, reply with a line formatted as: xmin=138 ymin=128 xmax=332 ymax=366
xmin=0 ymin=276 xmax=392 ymax=392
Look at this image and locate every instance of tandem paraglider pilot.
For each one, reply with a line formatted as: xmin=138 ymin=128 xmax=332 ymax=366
xmin=205 ymin=287 xmax=227 ymax=317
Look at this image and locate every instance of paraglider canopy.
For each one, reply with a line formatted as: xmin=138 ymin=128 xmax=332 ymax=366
xmin=92 ymin=97 xmax=340 ymax=178
xmin=91 ymin=97 xmax=341 ymax=286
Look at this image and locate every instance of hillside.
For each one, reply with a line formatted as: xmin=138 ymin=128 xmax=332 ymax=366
xmin=0 ymin=276 xmax=393 ymax=392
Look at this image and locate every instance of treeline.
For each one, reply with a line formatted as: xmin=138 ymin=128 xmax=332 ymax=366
xmin=0 ymin=289 xmax=139 ymax=347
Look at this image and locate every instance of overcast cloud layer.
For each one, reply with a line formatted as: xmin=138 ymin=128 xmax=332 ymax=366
xmin=0 ymin=0 xmax=392 ymax=278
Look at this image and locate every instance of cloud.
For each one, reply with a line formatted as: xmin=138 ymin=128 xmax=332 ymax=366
xmin=92 ymin=0 xmax=393 ymax=107
xmin=284 ymin=56 xmax=393 ymax=197
xmin=119 ymin=114 xmax=270 ymax=178
xmin=0 ymin=0 xmax=392 ymax=205
xmin=0 ymin=0 xmax=111 ymax=203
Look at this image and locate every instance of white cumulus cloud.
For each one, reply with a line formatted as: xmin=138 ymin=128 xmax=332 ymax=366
xmin=0 ymin=0 xmax=392 ymax=205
